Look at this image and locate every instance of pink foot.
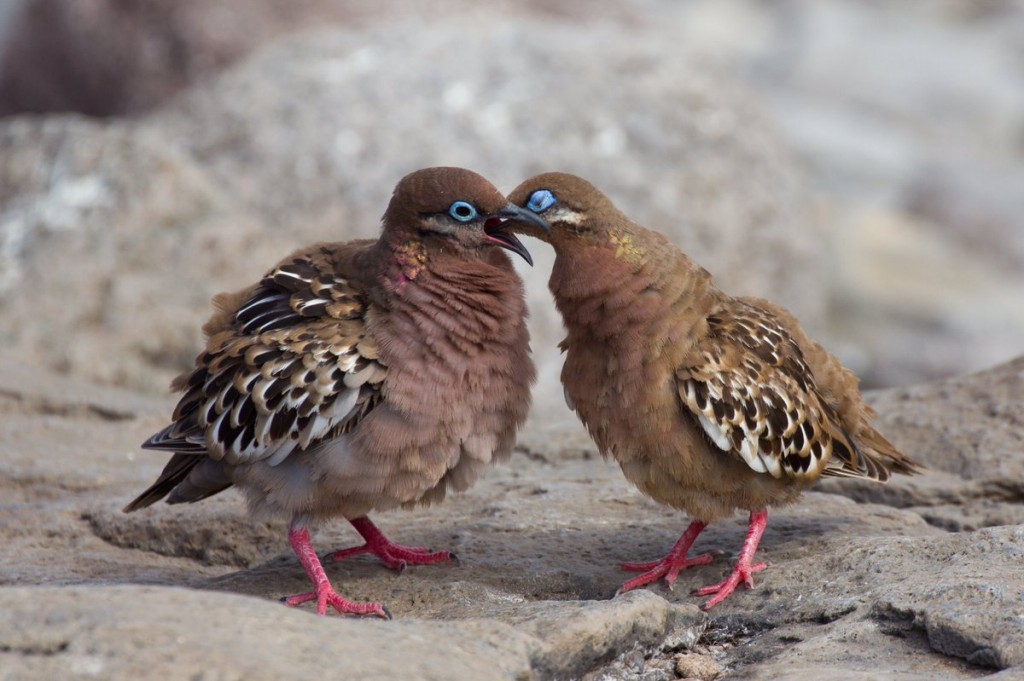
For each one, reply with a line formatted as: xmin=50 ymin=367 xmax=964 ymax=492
xmin=326 ymin=516 xmax=455 ymax=571
xmin=282 ymin=586 xmax=391 ymax=619
xmin=693 ymin=560 xmax=768 ymax=609
xmin=694 ymin=508 xmax=770 ymax=610
xmin=617 ymin=520 xmax=714 ymax=594
xmin=284 ymin=526 xmax=390 ymax=618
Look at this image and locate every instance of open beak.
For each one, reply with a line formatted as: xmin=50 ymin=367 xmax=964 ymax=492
xmin=484 ymin=203 xmax=551 ymax=267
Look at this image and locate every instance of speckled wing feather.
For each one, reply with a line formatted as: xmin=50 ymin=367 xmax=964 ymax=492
xmin=143 ymin=254 xmax=386 ymax=469
xmin=677 ymin=301 xmax=886 ymax=482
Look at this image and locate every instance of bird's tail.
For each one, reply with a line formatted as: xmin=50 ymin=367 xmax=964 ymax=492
xmin=857 ymin=425 xmax=921 ymax=478
xmin=123 ymin=452 xmax=232 ymax=512
xmin=822 ymin=423 xmax=921 ymax=483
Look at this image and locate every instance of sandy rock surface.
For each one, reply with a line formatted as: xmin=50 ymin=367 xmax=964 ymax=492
xmin=2 ymin=355 xmax=1022 ymax=679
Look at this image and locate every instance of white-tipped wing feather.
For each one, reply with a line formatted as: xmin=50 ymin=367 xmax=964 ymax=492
xmin=677 ymin=301 xmax=867 ymax=481
xmin=143 ymin=255 xmax=386 ymax=467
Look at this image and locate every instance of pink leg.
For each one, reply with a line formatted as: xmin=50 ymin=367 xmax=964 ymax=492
xmin=282 ymin=526 xmax=389 ymax=618
xmin=326 ymin=516 xmax=454 ymax=571
xmin=694 ymin=509 xmax=769 ymax=610
xmin=617 ymin=520 xmax=714 ymax=594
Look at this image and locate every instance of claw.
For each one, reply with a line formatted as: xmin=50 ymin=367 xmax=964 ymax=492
xmin=286 ymin=526 xmax=390 ymax=618
xmin=616 ymin=520 xmax=710 ymax=595
xmin=328 ymin=517 xmax=455 ymax=571
xmin=695 ymin=509 xmax=770 ymax=610
xmin=282 ymin=587 xmax=390 ymax=618
xmin=695 ymin=560 xmax=768 ymax=609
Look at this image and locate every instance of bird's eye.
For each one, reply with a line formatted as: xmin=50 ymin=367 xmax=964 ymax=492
xmin=448 ymin=201 xmax=478 ymax=222
xmin=527 ymin=189 xmax=556 ymax=213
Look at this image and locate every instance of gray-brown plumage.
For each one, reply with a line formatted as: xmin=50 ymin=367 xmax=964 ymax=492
xmin=506 ymin=172 xmax=918 ymax=609
xmin=125 ymin=167 xmax=549 ymax=617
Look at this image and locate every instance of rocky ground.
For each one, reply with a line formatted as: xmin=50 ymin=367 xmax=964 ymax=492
xmin=2 ymin=356 xmax=1023 ymax=680
xmin=1 ymin=1 xmax=1022 ymax=680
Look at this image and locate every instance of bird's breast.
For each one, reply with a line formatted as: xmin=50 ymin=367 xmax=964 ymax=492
xmin=563 ymin=333 xmax=679 ymax=454
xmin=371 ymin=267 xmax=534 ymax=437
xmin=560 ymin=311 xmax=793 ymax=519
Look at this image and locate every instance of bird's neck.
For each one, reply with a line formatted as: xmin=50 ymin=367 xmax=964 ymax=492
xmin=549 ymin=227 xmax=719 ymax=346
xmin=363 ymin=228 xmax=427 ymax=286
xmin=371 ymin=233 xmax=526 ymax=342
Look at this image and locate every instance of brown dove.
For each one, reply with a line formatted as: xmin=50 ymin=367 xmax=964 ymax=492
xmin=124 ymin=167 xmax=550 ymax=618
xmin=506 ymin=172 xmax=918 ymax=609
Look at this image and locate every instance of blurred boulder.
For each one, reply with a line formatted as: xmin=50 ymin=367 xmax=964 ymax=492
xmin=0 ymin=0 xmax=380 ymax=117
xmin=651 ymin=0 xmax=1024 ymax=385
xmin=0 ymin=116 xmax=295 ymax=391
xmin=0 ymin=0 xmax=634 ymax=118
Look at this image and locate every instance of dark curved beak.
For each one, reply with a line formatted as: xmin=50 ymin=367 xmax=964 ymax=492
xmin=497 ymin=203 xmax=551 ymax=234
xmin=484 ymin=203 xmax=551 ymax=266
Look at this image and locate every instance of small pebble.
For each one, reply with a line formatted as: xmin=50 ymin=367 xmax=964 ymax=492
xmin=674 ymin=653 xmax=721 ymax=680
xmin=623 ymin=647 xmax=646 ymax=673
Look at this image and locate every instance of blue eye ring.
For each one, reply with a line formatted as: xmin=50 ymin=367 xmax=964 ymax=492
xmin=527 ymin=189 xmax=556 ymax=213
xmin=448 ymin=201 xmax=478 ymax=222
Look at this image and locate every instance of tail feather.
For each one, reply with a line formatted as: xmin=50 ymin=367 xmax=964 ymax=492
xmin=141 ymin=422 xmax=206 ymax=453
xmin=166 ymin=458 xmax=233 ymax=505
xmin=123 ymin=453 xmax=203 ymax=512
xmin=858 ymin=425 xmax=921 ymax=477
xmin=123 ymin=452 xmax=233 ymax=513
xmin=822 ymin=424 xmax=920 ymax=483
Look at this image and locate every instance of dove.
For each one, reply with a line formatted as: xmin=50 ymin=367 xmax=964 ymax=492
xmin=506 ymin=172 xmax=918 ymax=609
xmin=125 ymin=167 xmax=549 ymax=617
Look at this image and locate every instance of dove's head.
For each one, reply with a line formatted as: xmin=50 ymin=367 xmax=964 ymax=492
xmin=383 ymin=167 xmax=549 ymax=266
xmin=505 ymin=172 xmax=626 ymax=250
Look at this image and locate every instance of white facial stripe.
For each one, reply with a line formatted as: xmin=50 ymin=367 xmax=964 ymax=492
xmin=552 ymin=207 xmax=584 ymax=225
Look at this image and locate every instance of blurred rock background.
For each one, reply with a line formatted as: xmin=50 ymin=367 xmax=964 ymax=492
xmin=1 ymin=0 xmax=1022 ymax=420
